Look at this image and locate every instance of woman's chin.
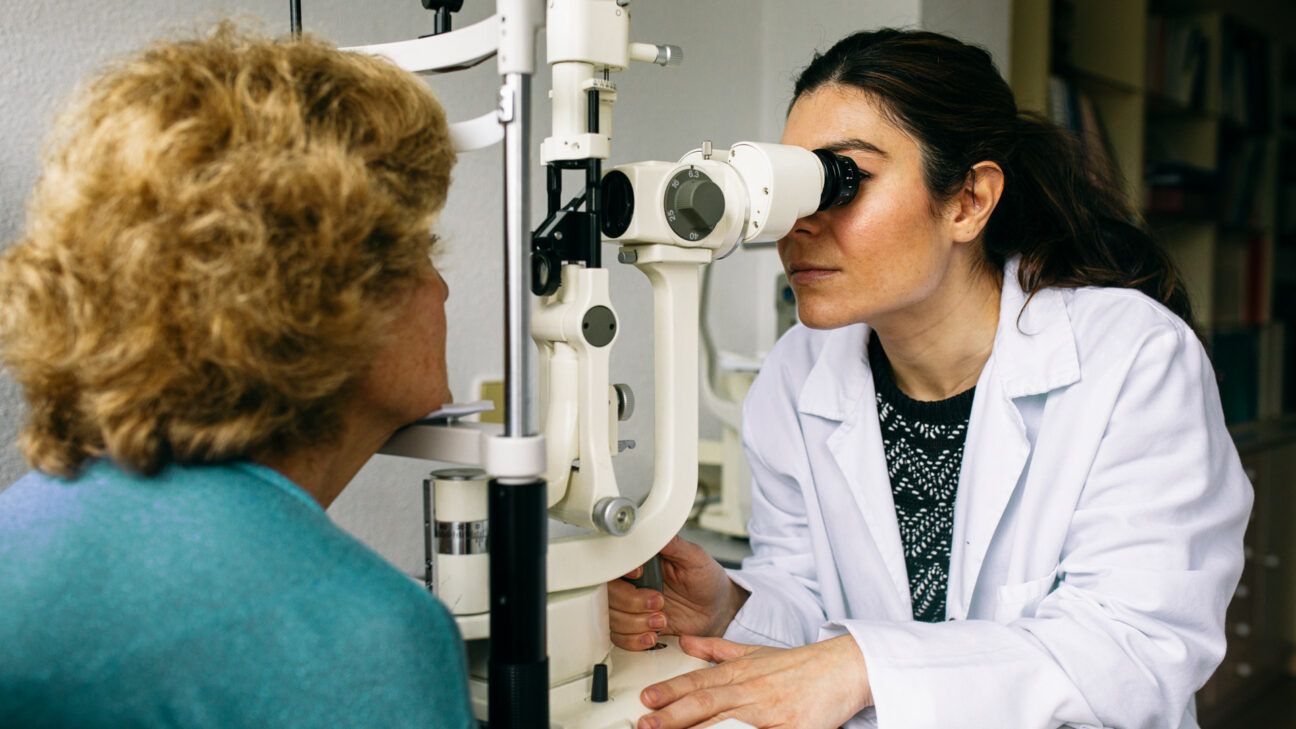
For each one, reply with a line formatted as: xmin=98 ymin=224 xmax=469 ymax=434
xmin=796 ymin=305 xmax=856 ymax=331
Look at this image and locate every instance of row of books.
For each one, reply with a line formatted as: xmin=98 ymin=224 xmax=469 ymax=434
xmin=1218 ymin=137 xmax=1273 ymax=229
xmin=1146 ymin=15 xmax=1210 ymax=109
xmin=1282 ymin=143 xmax=1296 ymax=241
xmin=1146 ymin=14 xmax=1275 ymax=129
xmin=1046 ymin=76 xmax=1119 ymax=184
xmin=1219 ymin=21 xmax=1273 ymax=130
xmin=1143 ymin=137 xmax=1271 ymax=229
xmin=1144 ymin=161 xmax=1215 ymax=217
xmin=1211 ymin=322 xmax=1289 ymax=425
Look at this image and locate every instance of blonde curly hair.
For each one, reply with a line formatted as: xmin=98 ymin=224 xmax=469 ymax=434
xmin=0 ymin=24 xmax=456 ymax=477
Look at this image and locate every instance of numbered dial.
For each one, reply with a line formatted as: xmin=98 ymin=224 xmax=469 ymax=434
xmin=663 ymin=167 xmax=724 ymax=242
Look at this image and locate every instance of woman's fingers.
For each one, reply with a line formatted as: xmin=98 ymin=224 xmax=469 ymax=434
xmin=677 ymin=636 xmax=759 ymax=663
xmin=607 ymin=578 xmax=665 ymax=613
xmin=612 ymin=629 xmax=662 ymax=651
xmin=692 ymin=711 xmax=761 ymax=729
xmin=608 ymin=578 xmax=669 ymax=651
xmin=610 ymin=606 xmax=668 ymax=635
xmin=622 ymin=565 xmax=644 ymax=580
xmin=636 ymin=684 xmax=748 ymax=729
xmin=641 ymin=663 xmax=736 ymax=710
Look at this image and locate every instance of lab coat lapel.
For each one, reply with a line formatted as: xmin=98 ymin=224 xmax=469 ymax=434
xmin=947 ymin=262 xmax=1080 ymax=617
xmin=799 ymin=324 xmax=912 ymax=614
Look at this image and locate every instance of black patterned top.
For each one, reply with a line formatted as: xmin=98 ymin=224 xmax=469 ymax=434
xmin=867 ymin=333 xmax=975 ymax=623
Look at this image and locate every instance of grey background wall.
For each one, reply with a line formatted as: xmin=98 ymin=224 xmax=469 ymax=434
xmin=0 ymin=0 xmax=1008 ymax=574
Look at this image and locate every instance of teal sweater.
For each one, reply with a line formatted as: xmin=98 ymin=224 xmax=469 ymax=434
xmin=0 ymin=459 xmax=476 ymax=728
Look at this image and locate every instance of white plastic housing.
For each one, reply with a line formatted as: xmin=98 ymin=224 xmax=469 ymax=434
xmin=678 ymin=141 xmax=825 ymax=244
xmin=540 ymin=0 xmax=630 ymax=163
xmin=541 ymin=63 xmax=615 ymax=162
xmin=429 ymin=473 xmax=489 ymax=616
xmin=546 ymin=0 xmax=631 ymax=68
xmin=604 ymin=142 xmax=828 ymax=258
xmin=602 ymin=160 xmax=746 ymax=258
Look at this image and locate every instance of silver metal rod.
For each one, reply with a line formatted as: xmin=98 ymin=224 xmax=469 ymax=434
xmin=502 ymin=73 xmax=533 ymax=438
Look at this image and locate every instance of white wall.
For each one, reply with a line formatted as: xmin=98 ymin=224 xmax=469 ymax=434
xmin=0 ymin=0 xmax=1009 ymax=574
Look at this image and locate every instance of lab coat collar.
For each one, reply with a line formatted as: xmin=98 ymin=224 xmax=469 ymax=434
xmin=990 ymin=257 xmax=1081 ymax=400
xmin=795 ymin=256 xmax=1079 ymax=420
xmin=795 ymin=256 xmax=1080 ymax=616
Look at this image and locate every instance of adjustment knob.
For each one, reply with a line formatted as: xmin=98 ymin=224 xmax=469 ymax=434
xmin=664 ymin=168 xmax=725 ymax=242
xmin=676 ymin=178 xmax=724 ymax=228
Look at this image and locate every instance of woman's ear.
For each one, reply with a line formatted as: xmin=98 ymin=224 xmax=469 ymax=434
xmin=949 ymin=161 xmax=1004 ymax=245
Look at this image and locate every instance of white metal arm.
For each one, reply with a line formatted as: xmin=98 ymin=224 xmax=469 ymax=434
xmin=346 ymin=14 xmax=500 ymax=73
xmin=546 ymin=244 xmax=710 ymax=592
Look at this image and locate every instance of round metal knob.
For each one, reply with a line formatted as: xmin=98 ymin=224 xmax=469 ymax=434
xmin=614 ymin=383 xmax=635 ymax=422
xmin=593 ymin=497 xmax=637 ymax=536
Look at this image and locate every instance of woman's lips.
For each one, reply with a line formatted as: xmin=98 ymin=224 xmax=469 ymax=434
xmin=790 ymin=269 xmax=838 ymax=285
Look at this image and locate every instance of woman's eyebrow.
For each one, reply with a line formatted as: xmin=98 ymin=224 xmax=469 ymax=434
xmin=820 ymin=137 xmax=889 ymax=158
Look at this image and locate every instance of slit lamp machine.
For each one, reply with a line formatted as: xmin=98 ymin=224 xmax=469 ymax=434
xmin=335 ymin=1 xmax=861 ymax=725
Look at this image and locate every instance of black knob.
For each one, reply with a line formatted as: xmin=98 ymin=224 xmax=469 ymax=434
xmin=591 ymin=663 xmax=609 ymax=703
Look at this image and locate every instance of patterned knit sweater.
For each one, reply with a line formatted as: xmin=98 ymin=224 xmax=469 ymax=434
xmin=868 ymin=333 xmax=975 ymax=623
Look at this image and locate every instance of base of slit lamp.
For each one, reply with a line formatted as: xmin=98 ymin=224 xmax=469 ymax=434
xmin=468 ymin=636 xmax=755 ymax=728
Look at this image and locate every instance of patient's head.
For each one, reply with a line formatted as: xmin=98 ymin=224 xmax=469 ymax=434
xmin=0 ymin=24 xmax=457 ymax=477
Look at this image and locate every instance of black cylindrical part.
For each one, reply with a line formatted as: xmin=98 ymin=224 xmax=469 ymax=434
xmin=587 ymin=88 xmax=600 ymax=134
xmin=812 ymin=148 xmax=862 ymax=211
xmin=289 ymin=0 xmax=302 ymax=37
xmin=591 ymin=663 xmax=610 ymax=703
xmin=587 ymin=160 xmax=602 ymax=268
xmin=435 ymin=7 xmax=452 ymax=34
xmin=599 ymin=170 xmax=635 ymax=239
xmin=422 ymin=477 xmax=434 ymax=591
xmin=627 ymin=554 xmax=665 ymax=593
xmin=586 ymin=88 xmax=602 ymax=268
xmin=546 ymin=165 xmax=562 ymax=216
xmin=488 ymin=478 xmax=549 ymax=727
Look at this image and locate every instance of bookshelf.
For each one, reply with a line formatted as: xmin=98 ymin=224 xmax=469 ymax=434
xmin=1011 ymin=0 xmax=1294 ymax=422
xmin=1012 ymin=1 xmax=1296 ymax=723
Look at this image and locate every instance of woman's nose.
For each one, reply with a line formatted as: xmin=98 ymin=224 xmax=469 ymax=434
xmin=432 ymin=267 xmax=449 ymax=301
xmin=788 ymin=210 xmax=826 ymax=240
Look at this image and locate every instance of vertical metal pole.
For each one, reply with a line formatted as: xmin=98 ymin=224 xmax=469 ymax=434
xmin=491 ymin=4 xmax=546 ymax=723
xmin=289 ymin=0 xmax=302 ymax=37
xmin=492 ymin=70 xmax=548 ymax=728
xmin=502 ymin=73 xmax=532 ymax=438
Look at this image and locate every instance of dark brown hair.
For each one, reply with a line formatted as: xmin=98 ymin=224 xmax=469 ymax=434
xmin=793 ymin=29 xmax=1195 ymax=328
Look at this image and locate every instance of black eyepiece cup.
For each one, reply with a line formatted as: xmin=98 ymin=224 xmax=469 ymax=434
xmin=812 ymin=149 xmax=861 ymax=212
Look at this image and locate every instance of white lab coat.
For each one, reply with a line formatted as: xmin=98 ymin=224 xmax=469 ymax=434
xmin=724 ymin=258 xmax=1253 ymax=729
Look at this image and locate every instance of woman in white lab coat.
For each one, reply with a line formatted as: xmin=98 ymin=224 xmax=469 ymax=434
xmin=609 ymin=29 xmax=1252 ymax=729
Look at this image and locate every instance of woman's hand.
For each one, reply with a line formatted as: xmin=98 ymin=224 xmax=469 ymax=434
xmin=635 ymin=635 xmax=873 ymax=729
xmin=607 ymin=536 xmax=749 ymax=650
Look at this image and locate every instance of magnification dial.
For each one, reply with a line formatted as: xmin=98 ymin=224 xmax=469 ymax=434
xmin=663 ymin=167 xmax=725 ymax=242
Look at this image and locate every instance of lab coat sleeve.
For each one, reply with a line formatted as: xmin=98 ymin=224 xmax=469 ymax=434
xmin=722 ymin=378 xmax=827 ymax=649
xmin=826 ymin=322 xmax=1252 ymax=729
